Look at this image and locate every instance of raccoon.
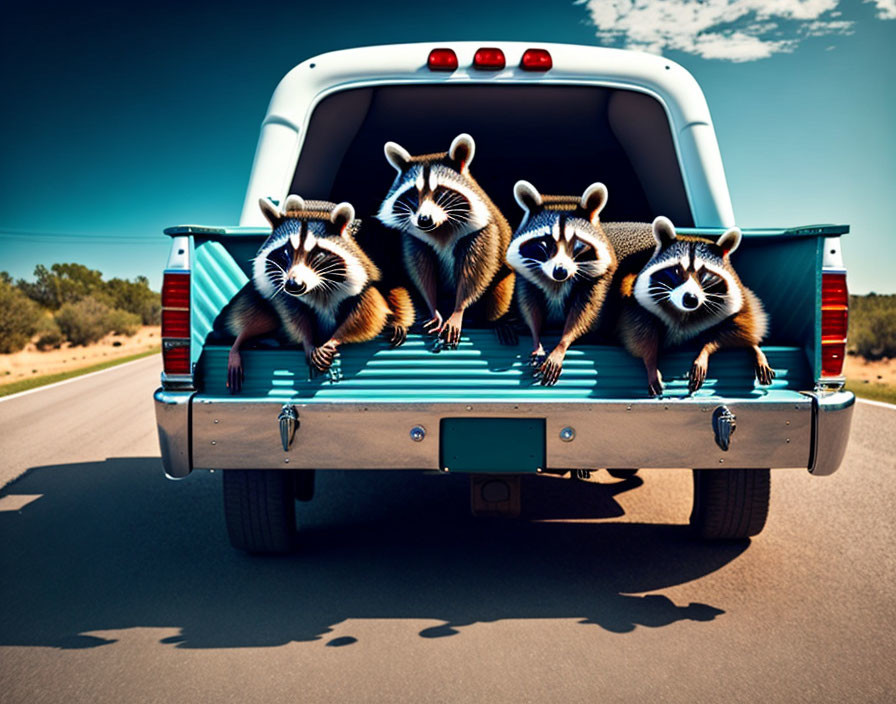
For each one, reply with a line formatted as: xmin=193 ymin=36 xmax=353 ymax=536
xmin=224 ymin=195 xmax=414 ymax=393
xmin=505 ymin=180 xmax=617 ymax=385
xmin=376 ymin=133 xmax=515 ymax=347
xmin=618 ymin=216 xmax=773 ymax=396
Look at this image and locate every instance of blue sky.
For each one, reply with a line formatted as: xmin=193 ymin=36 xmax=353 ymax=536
xmin=0 ymin=0 xmax=893 ymax=292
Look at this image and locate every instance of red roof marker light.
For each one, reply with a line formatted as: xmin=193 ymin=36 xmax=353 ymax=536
xmin=428 ymin=48 xmax=458 ymax=71
xmin=473 ymin=47 xmax=505 ymax=70
xmin=520 ymin=48 xmax=552 ymax=71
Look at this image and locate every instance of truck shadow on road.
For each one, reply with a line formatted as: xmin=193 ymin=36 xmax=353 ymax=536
xmin=0 ymin=458 xmax=743 ymax=649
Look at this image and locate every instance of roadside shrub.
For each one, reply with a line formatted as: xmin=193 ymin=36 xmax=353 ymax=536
xmin=849 ymin=294 xmax=896 ymax=360
xmin=35 ymin=317 xmax=66 ymax=350
xmin=0 ymin=280 xmax=43 ymax=353
xmin=16 ymin=265 xmax=162 ymax=324
xmin=106 ymin=308 xmax=141 ymax=336
xmin=104 ymin=276 xmax=161 ymax=325
xmin=55 ymin=297 xmax=113 ymax=346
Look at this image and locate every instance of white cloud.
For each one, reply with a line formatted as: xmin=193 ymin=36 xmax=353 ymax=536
xmin=576 ymin=0 xmax=868 ymax=62
xmin=866 ymin=0 xmax=896 ymax=19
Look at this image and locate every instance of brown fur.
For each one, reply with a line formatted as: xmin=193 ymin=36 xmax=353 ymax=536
xmin=508 ymin=183 xmax=619 ymax=384
xmin=225 ymin=198 xmax=415 ymax=392
xmin=387 ymin=146 xmax=514 ymax=345
xmin=617 ymin=229 xmax=772 ymax=395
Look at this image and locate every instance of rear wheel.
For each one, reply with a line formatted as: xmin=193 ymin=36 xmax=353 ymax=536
xmin=222 ymin=470 xmax=297 ymax=554
xmin=294 ymin=469 xmax=315 ymax=502
xmin=689 ymin=468 xmax=770 ymax=540
xmin=607 ymin=469 xmax=638 ymax=479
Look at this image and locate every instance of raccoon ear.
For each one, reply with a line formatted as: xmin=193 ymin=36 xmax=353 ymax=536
xmin=259 ymin=198 xmax=284 ymax=229
xmin=384 ymin=141 xmax=411 ymax=173
xmin=513 ymin=180 xmax=543 ymax=215
xmin=581 ymin=183 xmax=608 ymax=224
xmin=716 ymin=227 xmax=742 ymax=256
xmin=282 ymin=194 xmax=306 ymax=214
xmin=652 ymin=216 xmax=677 ymax=250
xmin=330 ymin=202 xmax=356 ymax=236
xmin=448 ymin=133 xmax=476 ymax=172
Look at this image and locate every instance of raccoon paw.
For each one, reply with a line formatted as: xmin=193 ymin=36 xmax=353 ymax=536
xmin=389 ymin=325 xmax=407 ymax=348
xmin=755 ymin=361 xmax=776 ymax=386
xmin=227 ymin=350 xmax=243 ymax=394
xmin=310 ymin=341 xmax=339 ymax=372
xmin=689 ymin=359 xmax=708 ymax=393
xmin=440 ymin=312 xmax=464 ymax=348
xmin=539 ymin=351 xmax=564 ymax=386
xmin=647 ymin=370 xmax=664 ymax=397
xmin=422 ymin=312 xmax=444 ymax=336
xmin=529 ymin=347 xmax=546 ymax=373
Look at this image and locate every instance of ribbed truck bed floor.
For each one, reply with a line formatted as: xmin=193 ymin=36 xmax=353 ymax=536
xmin=194 ymin=331 xmax=811 ymax=403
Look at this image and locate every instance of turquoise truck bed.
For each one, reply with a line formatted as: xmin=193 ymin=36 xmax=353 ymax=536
xmin=195 ymin=333 xmax=810 ymax=404
xmin=173 ymin=222 xmax=847 ymax=402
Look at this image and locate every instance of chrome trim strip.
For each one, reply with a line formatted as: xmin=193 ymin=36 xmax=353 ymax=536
xmin=154 ymin=388 xmax=193 ymax=478
xmin=804 ymin=390 xmax=855 ymax=476
xmin=190 ymin=398 xmax=813 ymax=471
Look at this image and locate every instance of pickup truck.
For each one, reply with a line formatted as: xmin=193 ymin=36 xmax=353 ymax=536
xmin=154 ymin=42 xmax=854 ymax=553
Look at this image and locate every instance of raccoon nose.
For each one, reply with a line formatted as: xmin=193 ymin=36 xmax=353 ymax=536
xmin=417 ymin=214 xmax=433 ymax=229
xmin=682 ymin=292 xmax=700 ymax=309
xmin=285 ymin=280 xmax=307 ymax=296
xmin=552 ymin=265 xmax=570 ymax=281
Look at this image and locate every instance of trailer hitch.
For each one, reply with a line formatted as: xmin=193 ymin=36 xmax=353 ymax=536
xmin=278 ymin=405 xmax=299 ymax=451
xmin=712 ymin=406 xmax=736 ymax=452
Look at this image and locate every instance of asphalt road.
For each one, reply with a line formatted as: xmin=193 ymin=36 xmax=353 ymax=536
xmin=0 ymin=357 xmax=894 ymax=703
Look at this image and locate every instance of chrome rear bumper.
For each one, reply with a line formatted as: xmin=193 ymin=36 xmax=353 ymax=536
xmin=153 ymin=388 xmax=855 ymax=478
xmin=154 ymin=388 xmax=193 ymax=479
xmin=804 ymin=390 xmax=855 ymax=476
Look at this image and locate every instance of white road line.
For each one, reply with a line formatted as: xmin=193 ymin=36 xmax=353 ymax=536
xmin=857 ymin=397 xmax=896 ymax=411
xmin=0 ymin=355 xmax=158 ymax=404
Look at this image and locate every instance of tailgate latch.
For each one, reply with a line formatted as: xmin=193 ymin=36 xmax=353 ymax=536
xmin=278 ymin=405 xmax=299 ymax=451
xmin=712 ymin=406 xmax=736 ymax=451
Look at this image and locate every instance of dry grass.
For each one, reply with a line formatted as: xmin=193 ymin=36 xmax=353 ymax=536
xmin=0 ymin=325 xmax=161 ymax=389
xmin=845 ymin=354 xmax=896 ymax=404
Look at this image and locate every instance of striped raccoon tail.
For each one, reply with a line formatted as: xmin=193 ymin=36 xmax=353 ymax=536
xmin=385 ymin=286 xmax=416 ymax=347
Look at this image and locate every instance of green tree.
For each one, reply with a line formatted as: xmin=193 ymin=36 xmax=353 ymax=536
xmin=103 ymin=275 xmax=161 ymax=325
xmin=17 ymin=263 xmax=105 ymax=310
xmin=55 ymin=297 xmax=114 ymax=346
xmin=0 ymin=279 xmax=43 ymax=353
xmin=105 ymin=308 xmax=141 ymax=336
xmin=849 ymin=294 xmax=896 ymax=359
xmin=35 ymin=317 xmax=65 ymax=350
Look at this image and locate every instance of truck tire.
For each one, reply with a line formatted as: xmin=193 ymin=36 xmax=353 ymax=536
xmin=689 ymin=468 xmax=770 ymax=540
xmin=222 ymin=470 xmax=297 ymax=554
xmin=294 ymin=469 xmax=315 ymax=502
xmin=607 ymin=469 xmax=638 ymax=479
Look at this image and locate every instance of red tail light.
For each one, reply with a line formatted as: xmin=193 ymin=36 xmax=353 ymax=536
xmin=162 ymin=309 xmax=190 ymax=338
xmin=162 ymin=273 xmax=190 ymax=308
xmin=520 ymin=49 xmax=552 ymax=71
xmin=473 ymin=47 xmax=505 ymax=70
xmin=428 ymin=48 xmax=458 ymax=71
xmin=162 ymin=271 xmax=191 ymax=377
xmin=162 ymin=343 xmax=190 ymax=375
xmin=820 ymin=272 xmax=848 ymax=378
